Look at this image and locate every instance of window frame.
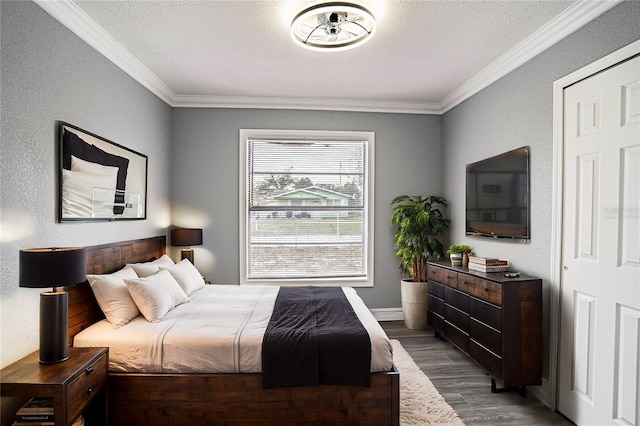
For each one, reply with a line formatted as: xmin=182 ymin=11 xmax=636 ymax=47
xmin=239 ymin=129 xmax=375 ymax=287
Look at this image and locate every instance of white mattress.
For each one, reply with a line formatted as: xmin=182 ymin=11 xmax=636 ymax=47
xmin=74 ymin=285 xmax=394 ymax=374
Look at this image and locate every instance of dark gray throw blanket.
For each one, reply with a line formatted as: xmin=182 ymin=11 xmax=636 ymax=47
xmin=262 ymin=287 xmax=371 ymax=389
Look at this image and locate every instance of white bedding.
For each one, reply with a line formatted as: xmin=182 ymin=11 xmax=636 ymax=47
xmin=74 ymin=285 xmax=394 ymax=374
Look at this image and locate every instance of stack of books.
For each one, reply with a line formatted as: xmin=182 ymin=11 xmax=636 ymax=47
xmin=13 ymin=398 xmax=84 ymax=426
xmin=468 ymin=256 xmax=509 ymax=273
xmin=13 ymin=397 xmax=53 ymax=426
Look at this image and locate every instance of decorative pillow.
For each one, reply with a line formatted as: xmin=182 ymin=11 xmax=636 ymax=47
xmin=61 ymin=169 xmax=118 ymax=218
xmin=124 ymin=270 xmax=190 ymax=322
xmin=160 ymin=259 xmax=205 ymax=296
xmin=87 ymin=266 xmax=140 ymax=328
xmin=71 ymin=155 xmax=120 ymax=177
xmin=63 ymin=129 xmax=130 ymax=195
xmin=127 ymin=254 xmax=175 ymax=278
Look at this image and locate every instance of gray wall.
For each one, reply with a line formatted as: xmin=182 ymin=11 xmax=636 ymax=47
xmin=442 ymin=1 xmax=640 ymax=384
xmin=171 ymin=108 xmax=442 ymax=308
xmin=0 ymin=1 xmax=173 ymax=368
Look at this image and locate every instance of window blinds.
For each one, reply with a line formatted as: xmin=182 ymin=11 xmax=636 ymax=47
xmin=246 ymin=138 xmax=369 ymax=280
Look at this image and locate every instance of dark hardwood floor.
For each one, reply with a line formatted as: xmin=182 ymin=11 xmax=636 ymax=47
xmin=381 ymin=321 xmax=574 ymax=426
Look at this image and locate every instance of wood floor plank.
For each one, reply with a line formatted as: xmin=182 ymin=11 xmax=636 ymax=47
xmin=381 ymin=321 xmax=574 ymax=426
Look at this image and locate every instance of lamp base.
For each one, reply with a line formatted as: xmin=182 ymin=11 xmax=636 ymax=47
xmin=39 ymin=291 xmax=69 ymax=364
xmin=180 ymin=248 xmax=194 ymax=264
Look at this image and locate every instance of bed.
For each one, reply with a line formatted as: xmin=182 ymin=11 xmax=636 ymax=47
xmin=68 ymin=236 xmax=400 ymax=425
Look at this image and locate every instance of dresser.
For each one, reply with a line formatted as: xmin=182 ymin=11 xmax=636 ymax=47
xmin=427 ymin=260 xmax=542 ymax=393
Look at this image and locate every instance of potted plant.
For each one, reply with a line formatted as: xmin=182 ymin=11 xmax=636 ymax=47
xmin=391 ymin=195 xmax=450 ymax=329
xmin=447 ymin=244 xmax=472 ymax=266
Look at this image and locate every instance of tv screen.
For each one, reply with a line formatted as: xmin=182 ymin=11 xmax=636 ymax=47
xmin=465 ymin=146 xmax=530 ymax=239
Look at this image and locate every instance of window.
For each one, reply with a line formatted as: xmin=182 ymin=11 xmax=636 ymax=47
xmin=240 ymin=129 xmax=374 ymax=286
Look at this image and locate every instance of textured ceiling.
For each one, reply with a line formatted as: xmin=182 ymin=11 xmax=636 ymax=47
xmin=51 ymin=0 xmax=609 ymax=112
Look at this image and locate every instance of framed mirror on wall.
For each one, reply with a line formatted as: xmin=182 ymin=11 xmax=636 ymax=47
xmin=58 ymin=122 xmax=148 ymax=222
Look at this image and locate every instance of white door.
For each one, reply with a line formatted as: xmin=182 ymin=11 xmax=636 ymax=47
xmin=557 ymin=55 xmax=640 ymax=425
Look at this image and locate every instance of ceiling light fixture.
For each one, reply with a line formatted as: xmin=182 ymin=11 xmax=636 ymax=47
xmin=290 ymin=2 xmax=376 ymax=52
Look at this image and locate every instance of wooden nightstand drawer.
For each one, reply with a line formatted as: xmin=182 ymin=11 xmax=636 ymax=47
xmin=428 ymin=265 xmax=457 ymax=288
xmin=68 ymin=352 xmax=108 ymax=422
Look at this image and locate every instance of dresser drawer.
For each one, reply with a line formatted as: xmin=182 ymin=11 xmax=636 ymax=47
xmin=444 ymin=304 xmax=469 ymax=332
xmin=469 ymin=339 xmax=502 ymax=381
xmin=444 ymin=286 xmax=469 ymax=312
xmin=444 ymin=321 xmax=469 ymax=353
xmin=461 ymin=275 xmax=502 ymax=305
xmin=427 ymin=310 xmax=444 ymax=332
xmin=457 ymin=275 xmax=474 ymax=294
xmin=67 ymin=352 xmax=108 ymax=423
xmin=475 ymin=280 xmax=502 ymax=305
xmin=427 ymin=293 xmax=444 ymax=316
xmin=428 ymin=265 xmax=457 ymax=288
xmin=470 ymin=318 xmax=502 ymax=356
xmin=469 ymin=297 xmax=501 ymax=331
xmin=428 ymin=280 xmax=444 ymax=299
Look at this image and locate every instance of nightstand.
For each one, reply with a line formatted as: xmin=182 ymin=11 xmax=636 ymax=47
xmin=0 ymin=347 xmax=108 ymax=426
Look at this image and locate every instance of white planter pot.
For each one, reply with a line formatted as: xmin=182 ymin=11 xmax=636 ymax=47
xmin=401 ymin=279 xmax=429 ymax=330
xmin=449 ymin=253 xmax=463 ymax=266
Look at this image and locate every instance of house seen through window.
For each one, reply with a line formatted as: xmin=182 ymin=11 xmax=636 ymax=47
xmin=240 ymin=130 xmax=374 ymax=286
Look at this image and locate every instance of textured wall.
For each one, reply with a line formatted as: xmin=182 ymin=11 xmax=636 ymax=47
xmin=171 ymin=108 xmax=443 ymax=309
xmin=442 ymin=1 xmax=640 ymax=384
xmin=0 ymin=1 xmax=173 ymax=368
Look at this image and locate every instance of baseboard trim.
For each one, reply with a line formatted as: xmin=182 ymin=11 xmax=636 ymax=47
xmin=528 ymin=378 xmax=551 ymax=408
xmin=370 ymin=308 xmax=403 ymax=322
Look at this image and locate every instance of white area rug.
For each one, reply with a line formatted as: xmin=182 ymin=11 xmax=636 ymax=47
xmin=391 ymin=339 xmax=466 ymax=426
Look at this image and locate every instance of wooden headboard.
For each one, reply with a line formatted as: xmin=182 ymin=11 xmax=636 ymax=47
xmin=67 ymin=236 xmax=166 ymax=345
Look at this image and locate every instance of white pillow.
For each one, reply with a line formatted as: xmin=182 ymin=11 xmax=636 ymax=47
xmin=71 ymin=155 xmax=120 ymax=177
xmin=160 ymin=259 xmax=205 ymax=296
xmin=127 ymin=254 xmax=175 ymax=278
xmin=87 ymin=266 xmax=140 ymax=328
xmin=61 ymin=169 xmax=118 ymax=218
xmin=124 ymin=270 xmax=189 ymax=322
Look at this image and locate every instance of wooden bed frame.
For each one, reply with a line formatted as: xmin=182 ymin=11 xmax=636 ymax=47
xmin=68 ymin=236 xmax=400 ymax=425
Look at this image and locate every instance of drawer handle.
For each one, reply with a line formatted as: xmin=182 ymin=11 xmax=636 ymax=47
xmin=86 ymin=366 xmax=94 ymax=375
xmin=87 ymin=387 xmax=92 ymax=395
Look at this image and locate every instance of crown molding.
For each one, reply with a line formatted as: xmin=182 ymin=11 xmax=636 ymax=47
xmin=439 ymin=0 xmax=621 ymax=113
xmin=36 ymin=0 xmax=620 ymax=114
xmin=34 ymin=0 xmax=176 ymax=105
xmin=171 ymin=94 xmax=442 ymax=114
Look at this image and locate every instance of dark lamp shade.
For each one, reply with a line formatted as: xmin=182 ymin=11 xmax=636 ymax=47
xmin=171 ymin=228 xmax=203 ymax=247
xmin=19 ymin=247 xmax=87 ymax=288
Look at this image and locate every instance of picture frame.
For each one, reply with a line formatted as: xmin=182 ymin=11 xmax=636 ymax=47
xmin=58 ymin=122 xmax=148 ymax=222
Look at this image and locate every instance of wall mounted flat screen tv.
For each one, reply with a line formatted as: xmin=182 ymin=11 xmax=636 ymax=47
xmin=466 ymin=146 xmax=530 ymax=239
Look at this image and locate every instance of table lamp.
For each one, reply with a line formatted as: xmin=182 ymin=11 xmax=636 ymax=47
xmin=19 ymin=247 xmax=87 ymax=364
xmin=171 ymin=228 xmax=203 ymax=264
